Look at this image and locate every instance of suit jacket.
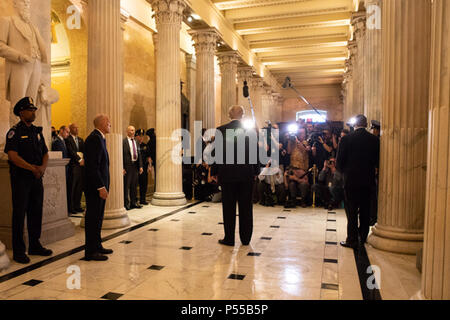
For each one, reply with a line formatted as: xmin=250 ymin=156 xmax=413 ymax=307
xmin=66 ymin=135 xmax=85 ymax=167
xmin=211 ymin=120 xmax=259 ymax=183
xmin=84 ymin=130 xmax=110 ymax=192
xmin=51 ymin=136 xmax=68 ymax=159
xmin=0 ymin=16 xmax=49 ymax=100
xmin=336 ymin=128 xmax=380 ymax=188
xmin=123 ymin=137 xmax=143 ymax=169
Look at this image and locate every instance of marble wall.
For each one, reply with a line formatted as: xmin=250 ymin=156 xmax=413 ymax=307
xmin=282 ymin=85 xmax=344 ymax=123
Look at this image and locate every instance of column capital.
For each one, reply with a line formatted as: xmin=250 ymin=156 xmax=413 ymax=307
xmin=189 ymin=28 xmax=221 ymax=54
xmin=217 ymin=51 xmax=239 ymax=65
xmin=348 ymin=40 xmax=358 ymax=56
xmin=250 ymin=77 xmax=265 ymax=90
xmin=150 ymin=0 xmax=187 ymax=26
xmin=352 ymin=11 xmax=367 ymax=39
xmin=237 ymin=66 xmax=254 ymax=82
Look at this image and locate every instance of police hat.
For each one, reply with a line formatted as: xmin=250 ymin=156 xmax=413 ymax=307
xmin=135 ymin=129 xmax=145 ymax=136
xmin=14 ymin=97 xmax=37 ymax=116
xmin=371 ymin=120 xmax=381 ymax=129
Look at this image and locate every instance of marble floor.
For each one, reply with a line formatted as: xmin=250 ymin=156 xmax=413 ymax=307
xmin=0 ymin=201 xmax=421 ymax=300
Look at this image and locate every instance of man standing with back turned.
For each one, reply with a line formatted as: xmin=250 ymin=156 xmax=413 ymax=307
xmin=84 ymin=114 xmax=113 ymax=261
xmin=211 ymin=105 xmax=259 ymax=247
xmin=336 ymin=115 xmax=380 ymax=249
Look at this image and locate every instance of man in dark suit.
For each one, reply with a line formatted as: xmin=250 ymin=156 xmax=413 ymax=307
xmin=211 ymin=105 xmax=259 ymax=246
xmin=135 ymin=129 xmax=150 ymax=205
xmin=336 ymin=115 xmax=380 ymax=248
xmin=66 ymin=123 xmax=85 ymax=214
xmin=83 ymin=114 xmax=113 ymax=261
xmin=52 ymin=125 xmax=71 ymax=214
xmin=123 ymin=126 xmax=143 ymax=210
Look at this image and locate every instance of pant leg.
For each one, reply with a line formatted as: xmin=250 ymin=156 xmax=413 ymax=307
xmin=299 ymin=183 xmax=309 ymax=202
xmin=358 ymin=187 xmax=372 ymax=243
xmin=10 ymin=175 xmax=32 ymax=255
xmin=275 ymin=184 xmax=286 ymax=204
xmin=84 ymin=189 xmax=104 ymax=255
xmin=344 ymin=187 xmax=360 ymax=244
xmin=257 ymin=180 xmax=265 ymax=203
xmin=237 ymin=180 xmax=254 ymax=245
xmin=221 ymin=182 xmax=237 ymax=243
xmin=130 ymin=166 xmax=138 ymax=206
xmin=72 ymin=166 xmax=84 ymax=210
xmin=288 ymin=181 xmax=298 ymax=200
xmin=27 ymin=178 xmax=44 ymax=248
xmin=124 ymin=166 xmax=131 ymax=207
xmin=139 ymin=170 xmax=148 ymax=203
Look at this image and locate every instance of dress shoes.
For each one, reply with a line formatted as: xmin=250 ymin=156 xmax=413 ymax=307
xmin=28 ymin=246 xmax=53 ymax=256
xmin=131 ymin=204 xmax=143 ymax=209
xmin=340 ymin=241 xmax=358 ymax=249
xmin=84 ymin=253 xmax=108 ymax=261
xmin=218 ymin=239 xmax=234 ymax=246
xmin=140 ymin=201 xmax=149 ymax=206
xmin=125 ymin=205 xmax=131 ymax=211
xmin=13 ymin=253 xmax=30 ymax=264
xmin=98 ymin=247 xmax=113 ymax=255
xmin=75 ymin=208 xmax=85 ymax=213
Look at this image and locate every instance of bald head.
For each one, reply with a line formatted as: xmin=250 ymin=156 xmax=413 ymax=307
xmin=94 ymin=114 xmax=111 ymax=134
xmin=228 ymin=105 xmax=244 ymax=120
xmin=126 ymin=126 xmax=135 ymax=138
xmin=69 ymin=123 xmax=79 ymax=136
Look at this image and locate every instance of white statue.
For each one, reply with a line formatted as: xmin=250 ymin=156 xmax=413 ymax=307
xmin=0 ymin=241 xmax=10 ymax=271
xmin=0 ymin=0 xmax=58 ymax=112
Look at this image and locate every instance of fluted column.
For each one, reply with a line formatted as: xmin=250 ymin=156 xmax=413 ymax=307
xmin=237 ymin=67 xmax=254 ymax=119
xmin=218 ymin=51 xmax=238 ymax=125
xmin=271 ymin=93 xmax=281 ymax=123
xmin=150 ymin=0 xmax=186 ymax=206
xmin=85 ymin=0 xmax=130 ymax=228
xmin=185 ymin=54 xmax=196 ymax=155
xmin=368 ymin=0 xmax=431 ymax=254
xmin=343 ymin=60 xmax=354 ymax=124
xmin=364 ymin=0 xmax=382 ymax=124
xmin=421 ymin=0 xmax=450 ymax=300
xmin=250 ymin=78 xmax=265 ymax=128
xmin=352 ymin=11 xmax=366 ymax=115
xmin=189 ymin=28 xmax=220 ymax=130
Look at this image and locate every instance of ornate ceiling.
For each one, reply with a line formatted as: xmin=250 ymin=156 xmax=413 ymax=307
xmin=212 ymin=0 xmax=360 ymax=87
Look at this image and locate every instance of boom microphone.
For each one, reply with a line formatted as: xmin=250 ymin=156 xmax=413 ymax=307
xmin=243 ymin=81 xmax=249 ymax=98
xmin=282 ymin=77 xmax=291 ymax=89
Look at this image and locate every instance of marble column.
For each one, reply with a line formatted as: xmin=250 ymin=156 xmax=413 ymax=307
xmin=343 ymin=60 xmax=354 ymax=124
xmin=218 ymin=51 xmax=238 ymax=125
xmin=421 ymin=0 xmax=450 ymax=300
xmin=150 ymin=0 xmax=186 ymax=206
xmin=352 ymin=11 xmax=366 ymax=116
xmin=83 ymin=0 xmax=130 ymax=229
xmin=364 ymin=0 xmax=382 ymax=124
xmin=250 ymin=77 xmax=265 ymax=129
xmin=368 ymin=0 xmax=431 ymax=254
xmin=189 ymin=28 xmax=220 ymax=130
xmin=185 ymin=53 xmax=196 ymax=155
xmin=237 ymin=67 xmax=254 ymax=119
xmin=271 ymin=93 xmax=281 ymax=123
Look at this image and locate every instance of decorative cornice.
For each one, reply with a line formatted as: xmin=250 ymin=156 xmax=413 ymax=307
xmin=218 ymin=51 xmax=239 ymax=73
xmin=237 ymin=66 xmax=254 ymax=81
xmin=215 ymin=0 xmax=312 ymax=11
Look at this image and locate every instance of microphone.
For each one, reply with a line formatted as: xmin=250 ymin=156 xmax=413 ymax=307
xmin=282 ymin=77 xmax=291 ymax=89
xmin=243 ymin=81 xmax=249 ymax=98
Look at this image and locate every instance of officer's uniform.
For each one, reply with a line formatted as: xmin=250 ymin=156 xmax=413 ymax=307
xmin=4 ymin=97 xmax=51 ymax=262
xmin=136 ymin=129 xmax=150 ymax=205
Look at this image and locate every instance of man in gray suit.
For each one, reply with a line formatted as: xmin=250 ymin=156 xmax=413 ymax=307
xmin=0 ymin=0 xmax=49 ymax=109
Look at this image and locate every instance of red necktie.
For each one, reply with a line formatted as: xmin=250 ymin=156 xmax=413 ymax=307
xmin=132 ymin=139 xmax=137 ymax=161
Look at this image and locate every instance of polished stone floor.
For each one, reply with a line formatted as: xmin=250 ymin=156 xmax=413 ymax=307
xmin=0 ymin=202 xmax=421 ymax=300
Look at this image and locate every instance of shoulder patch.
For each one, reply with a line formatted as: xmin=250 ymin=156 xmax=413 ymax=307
xmin=7 ymin=130 xmax=15 ymax=139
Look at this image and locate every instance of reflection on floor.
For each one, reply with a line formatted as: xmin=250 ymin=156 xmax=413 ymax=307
xmin=0 ymin=202 xmax=421 ymax=300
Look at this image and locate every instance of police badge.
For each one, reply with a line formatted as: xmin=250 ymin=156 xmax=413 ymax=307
xmin=7 ymin=130 xmax=15 ymax=139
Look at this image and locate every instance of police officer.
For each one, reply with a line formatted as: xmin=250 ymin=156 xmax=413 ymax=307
xmin=135 ymin=129 xmax=150 ymax=205
xmin=371 ymin=120 xmax=381 ymax=138
xmin=4 ymin=97 xmax=53 ymax=264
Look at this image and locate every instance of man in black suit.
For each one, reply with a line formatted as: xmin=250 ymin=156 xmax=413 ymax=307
xmin=83 ymin=114 xmax=113 ymax=261
xmin=123 ymin=126 xmax=143 ymax=210
xmin=336 ymin=115 xmax=380 ymax=248
xmin=52 ymin=125 xmax=71 ymax=214
xmin=135 ymin=129 xmax=150 ymax=205
xmin=211 ymin=105 xmax=259 ymax=246
xmin=66 ymin=123 xmax=85 ymax=214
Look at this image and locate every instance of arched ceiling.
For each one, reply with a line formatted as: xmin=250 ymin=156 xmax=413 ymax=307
xmin=212 ymin=0 xmax=359 ymax=87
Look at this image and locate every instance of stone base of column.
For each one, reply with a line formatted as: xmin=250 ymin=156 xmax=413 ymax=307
xmin=411 ymin=290 xmax=426 ymax=300
xmin=151 ymin=192 xmax=186 ymax=206
xmin=81 ymin=207 xmax=130 ymax=230
xmin=368 ymin=225 xmax=423 ymax=255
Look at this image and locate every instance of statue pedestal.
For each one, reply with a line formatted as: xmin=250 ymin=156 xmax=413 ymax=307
xmin=0 ymin=152 xmax=75 ymax=248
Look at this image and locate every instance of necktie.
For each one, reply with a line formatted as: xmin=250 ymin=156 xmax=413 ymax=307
xmin=74 ymin=136 xmax=79 ymax=150
xmin=132 ymin=139 xmax=137 ymax=161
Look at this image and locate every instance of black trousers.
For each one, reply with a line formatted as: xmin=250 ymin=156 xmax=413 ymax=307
xmin=69 ymin=165 xmax=84 ymax=211
xmin=138 ymin=169 xmax=148 ymax=204
xmin=344 ymin=186 xmax=371 ymax=244
xmin=221 ymin=180 xmax=254 ymax=245
xmin=10 ymin=174 xmax=43 ymax=255
xmin=124 ymin=164 xmax=138 ymax=207
xmin=84 ymin=188 xmax=106 ymax=255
